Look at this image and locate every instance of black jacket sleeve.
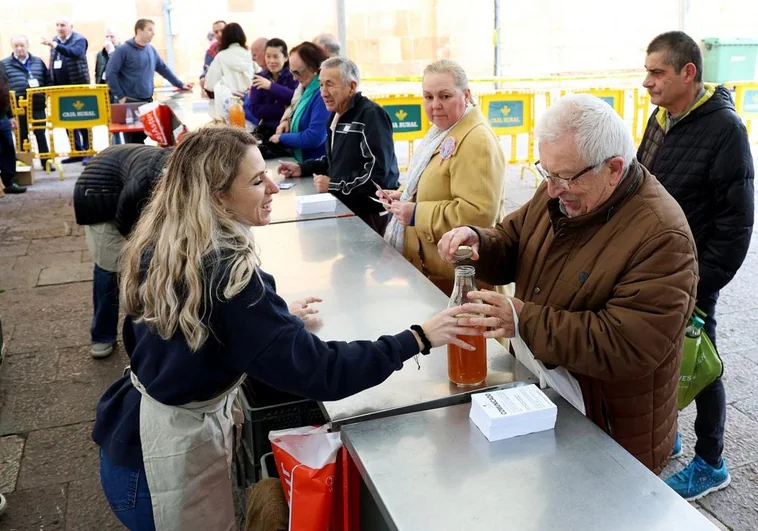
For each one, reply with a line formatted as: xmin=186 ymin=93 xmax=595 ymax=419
xmin=300 ymin=156 xmax=329 ymax=177
xmin=698 ymin=119 xmax=755 ymax=296
xmin=0 ymin=63 xmax=11 ymax=119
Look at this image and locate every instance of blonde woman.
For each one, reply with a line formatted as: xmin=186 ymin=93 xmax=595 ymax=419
xmin=92 ymin=126 xmax=475 ymax=530
xmin=382 ymin=59 xmax=506 ymax=295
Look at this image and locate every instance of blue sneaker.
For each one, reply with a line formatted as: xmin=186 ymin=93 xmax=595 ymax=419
xmin=665 ymin=455 xmax=731 ymax=501
xmin=671 ymin=432 xmax=683 ymax=458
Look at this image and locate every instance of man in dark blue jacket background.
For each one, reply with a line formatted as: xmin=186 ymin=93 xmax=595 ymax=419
xmin=41 ymin=18 xmax=90 ymax=163
xmin=3 ymin=35 xmax=50 ymax=155
xmin=106 ymin=18 xmax=192 ymax=145
xmin=638 ymin=30 xmax=755 ymax=502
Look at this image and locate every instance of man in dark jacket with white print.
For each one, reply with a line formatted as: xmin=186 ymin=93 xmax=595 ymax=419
xmin=638 ymin=30 xmax=755 ymax=502
xmin=277 ymin=57 xmax=399 ymax=235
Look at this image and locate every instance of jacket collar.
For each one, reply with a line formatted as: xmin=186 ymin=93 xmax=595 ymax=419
xmin=331 ymin=92 xmax=364 ymax=122
xmin=548 ymin=160 xmax=643 ymax=229
xmin=433 ymin=106 xmax=486 ymax=155
xmin=654 ymin=83 xmax=718 ymax=130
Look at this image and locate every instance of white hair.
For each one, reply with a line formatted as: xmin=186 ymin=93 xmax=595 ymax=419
xmin=535 ymin=94 xmax=636 ymax=171
xmin=10 ymin=35 xmax=29 ymax=46
xmin=56 ymin=18 xmax=73 ymax=27
xmin=321 ymin=56 xmax=359 ymax=87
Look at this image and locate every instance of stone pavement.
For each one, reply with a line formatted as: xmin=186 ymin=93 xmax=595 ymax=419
xmin=0 ymin=158 xmax=757 ymax=529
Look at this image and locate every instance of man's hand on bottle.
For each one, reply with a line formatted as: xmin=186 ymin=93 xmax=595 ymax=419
xmin=438 ymin=227 xmax=480 ymax=263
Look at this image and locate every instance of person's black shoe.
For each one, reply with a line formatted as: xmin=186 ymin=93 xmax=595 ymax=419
xmin=61 ymin=157 xmax=84 ymax=164
xmin=3 ymin=182 xmax=27 ymax=194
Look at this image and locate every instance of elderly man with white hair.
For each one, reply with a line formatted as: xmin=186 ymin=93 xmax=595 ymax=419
xmin=277 ymin=56 xmax=399 ymax=234
xmin=41 ymin=18 xmax=90 ymax=162
xmin=2 ymin=34 xmax=50 ymax=156
xmin=437 ymin=94 xmax=698 ymax=474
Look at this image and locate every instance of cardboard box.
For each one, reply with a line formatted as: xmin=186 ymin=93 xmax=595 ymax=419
xmin=15 ymin=152 xmax=35 ymax=186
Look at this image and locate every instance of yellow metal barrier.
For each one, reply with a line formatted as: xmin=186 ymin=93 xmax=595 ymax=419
xmin=632 ymin=88 xmax=651 ymax=146
xmin=560 ymin=88 xmax=626 ymax=117
xmin=734 ymin=82 xmax=758 ymax=143
xmin=369 ymin=94 xmax=430 ymax=169
xmin=479 ymin=91 xmax=540 ymax=186
xmin=18 ymin=84 xmax=111 ymax=178
xmin=8 ymin=90 xmax=24 ymax=152
xmin=547 ymin=87 xmax=653 ymax=147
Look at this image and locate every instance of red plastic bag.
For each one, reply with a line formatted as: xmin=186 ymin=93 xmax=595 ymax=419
xmin=269 ymin=425 xmax=342 ymax=531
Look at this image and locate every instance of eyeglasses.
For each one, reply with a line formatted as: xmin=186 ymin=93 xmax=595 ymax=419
xmin=291 ymin=66 xmax=309 ymax=78
xmin=534 ymin=158 xmax=612 ymax=190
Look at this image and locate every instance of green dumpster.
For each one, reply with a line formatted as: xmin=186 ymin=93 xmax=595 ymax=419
xmin=701 ymin=38 xmax=758 ymax=84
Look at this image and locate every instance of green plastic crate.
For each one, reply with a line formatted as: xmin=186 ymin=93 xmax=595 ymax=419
xmin=701 ymin=38 xmax=758 ymax=84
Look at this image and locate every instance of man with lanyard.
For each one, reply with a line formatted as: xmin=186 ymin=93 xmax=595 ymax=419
xmin=2 ymin=35 xmax=50 ymax=155
xmin=638 ymin=31 xmax=755 ymax=501
xmin=41 ymin=18 xmax=90 ymax=163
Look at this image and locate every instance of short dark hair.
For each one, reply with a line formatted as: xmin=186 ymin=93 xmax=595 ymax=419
xmin=647 ymin=31 xmax=703 ymax=83
xmin=265 ymin=38 xmax=288 ymax=57
xmin=289 ymin=41 xmax=328 ymax=73
xmin=212 ymin=20 xmax=226 ymax=27
xmin=134 ymin=19 xmax=154 ymax=35
xmin=219 ymin=23 xmax=247 ymax=51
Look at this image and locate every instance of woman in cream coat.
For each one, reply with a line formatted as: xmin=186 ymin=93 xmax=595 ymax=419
xmin=204 ymin=23 xmax=254 ymax=118
xmin=383 ymin=59 xmax=506 ymax=295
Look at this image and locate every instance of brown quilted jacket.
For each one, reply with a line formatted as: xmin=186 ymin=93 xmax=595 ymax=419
xmin=474 ymin=162 xmax=697 ymax=473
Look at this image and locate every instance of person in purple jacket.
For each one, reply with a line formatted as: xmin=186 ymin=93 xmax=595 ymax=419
xmin=248 ymin=38 xmax=298 ymax=137
xmin=268 ymin=42 xmax=330 ymax=163
xmin=92 ymin=126 xmax=474 ymax=529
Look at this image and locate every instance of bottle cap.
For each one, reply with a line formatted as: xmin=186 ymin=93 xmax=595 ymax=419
xmin=454 ymin=245 xmax=473 ymax=261
xmin=692 ymin=315 xmax=705 ymax=328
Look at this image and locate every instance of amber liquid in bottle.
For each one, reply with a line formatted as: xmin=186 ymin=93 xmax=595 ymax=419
xmin=228 ymin=98 xmax=246 ymax=128
xmin=446 ymin=263 xmax=487 ymax=387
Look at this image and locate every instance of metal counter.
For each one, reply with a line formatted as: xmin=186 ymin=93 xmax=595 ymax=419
xmin=254 ymin=216 xmax=534 ymax=428
xmin=341 ymin=390 xmax=716 ymax=531
xmin=263 ymin=159 xmax=355 ymax=224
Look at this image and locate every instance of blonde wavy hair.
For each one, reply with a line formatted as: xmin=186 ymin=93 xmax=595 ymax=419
xmin=120 ymin=126 xmax=260 ymax=351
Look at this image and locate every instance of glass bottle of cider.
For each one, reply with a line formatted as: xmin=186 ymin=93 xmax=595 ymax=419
xmin=447 ymin=246 xmax=487 ymax=386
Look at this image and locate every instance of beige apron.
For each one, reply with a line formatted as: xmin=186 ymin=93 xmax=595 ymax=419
xmin=130 ymin=370 xmax=245 ymax=531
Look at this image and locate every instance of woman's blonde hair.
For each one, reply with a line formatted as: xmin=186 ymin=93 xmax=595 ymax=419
xmin=422 ymin=59 xmax=473 ymax=104
xmin=120 ymin=126 xmax=260 ymax=351
xmin=423 ymin=59 xmax=469 ymax=92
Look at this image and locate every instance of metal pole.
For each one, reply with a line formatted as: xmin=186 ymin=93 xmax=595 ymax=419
xmin=162 ymin=0 xmax=176 ymax=73
xmin=336 ymin=0 xmax=347 ymax=56
xmin=677 ymin=0 xmax=689 ymax=31
xmin=494 ymin=0 xmax=501 ymax=77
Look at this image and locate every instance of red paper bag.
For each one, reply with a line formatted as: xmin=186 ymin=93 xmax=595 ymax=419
xmin=270 ymin=425 xmax=342 ymax=531
xmin=138 ymin=102 xmax=188 ymax=146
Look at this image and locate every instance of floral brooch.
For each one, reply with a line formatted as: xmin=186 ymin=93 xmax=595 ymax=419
xmin=440 ymin=137 xmax=456 ymax=164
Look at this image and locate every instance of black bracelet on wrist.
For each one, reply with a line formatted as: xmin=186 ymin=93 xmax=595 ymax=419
xmin=410 ymin=325 xmax=432 ymax=355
